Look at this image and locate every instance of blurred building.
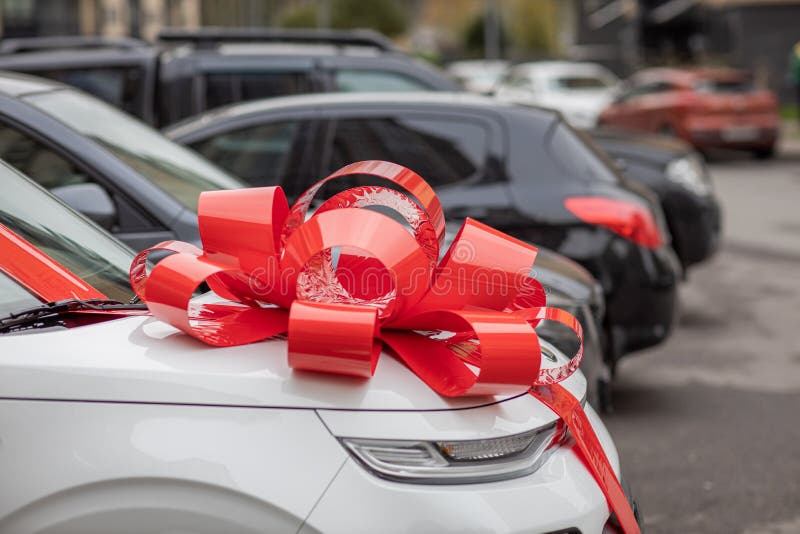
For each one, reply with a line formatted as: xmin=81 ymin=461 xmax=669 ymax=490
xmin=566 ymin=0 xmax=800 ymax=101
xmin=0 ymin=0 xmax=199 ymax=41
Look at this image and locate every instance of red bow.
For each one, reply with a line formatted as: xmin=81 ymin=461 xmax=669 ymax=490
xmin=130 ymin=160 xmax=639 ymax=534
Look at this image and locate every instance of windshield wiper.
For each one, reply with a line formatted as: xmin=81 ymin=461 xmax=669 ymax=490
xmin=0 ymin=298 xmax=147 ymax=334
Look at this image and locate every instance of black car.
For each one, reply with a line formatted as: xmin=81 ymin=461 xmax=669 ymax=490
xmin=166 ymin=92 xmax=681 ymax=364
xmin=589 ymin=129 xmax=722 ymax=271
xmin=0 ymin=29 xmax=459 ymax=127
xmin=0 ymin=71 xmax=244 ymax=250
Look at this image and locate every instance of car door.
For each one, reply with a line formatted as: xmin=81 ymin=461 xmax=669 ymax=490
xmin=0 ymin=117 xmax=175 ymax=250
xmin=313 ymin=107 xmax=511 ymax=224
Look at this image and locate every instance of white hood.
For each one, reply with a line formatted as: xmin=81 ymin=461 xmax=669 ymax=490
xmin=0 ymin=315 xmax=586 ymax=413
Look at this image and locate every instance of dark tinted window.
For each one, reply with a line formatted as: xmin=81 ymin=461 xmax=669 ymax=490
xmin=546 ymin=122 xmax=619 ymax=184
xmin=36 ymin=67 xmax=143 ymax=116
xmin=551 ymin=76 xmax=612 ymax=90
xmin=0 ymin=123 xmax=91 ymax=190
xmin=334 ymin=70 xmax=431 ymax=92
xmin=190 ymin=120 xmax=313 ymax=188
xmin=325 ymin=116 xmax=488 ymax=188
xmin=693 ymin=78 xmax=755 ymax=94
xmin=205 ymin=72 xmax=313 ymax=109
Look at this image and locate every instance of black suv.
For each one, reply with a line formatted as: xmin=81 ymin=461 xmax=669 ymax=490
xmin=0 ymin=29 xmax=458 ymax=126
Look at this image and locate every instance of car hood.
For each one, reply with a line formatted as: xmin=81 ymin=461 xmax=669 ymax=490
xmin=0 ymin=314 xmax=586 ymax=412
xmin=590 ymin=128 xmax=692 ymax=167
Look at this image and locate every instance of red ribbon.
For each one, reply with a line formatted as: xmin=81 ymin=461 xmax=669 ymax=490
xmin=130 ymin=160 xmax=640 ymax=533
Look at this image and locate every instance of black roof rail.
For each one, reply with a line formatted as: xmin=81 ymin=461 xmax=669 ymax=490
xmin=0 ymin=36 xmax=150 ymax=54
xmin=156 ymin=27 xmax=396 ymax=52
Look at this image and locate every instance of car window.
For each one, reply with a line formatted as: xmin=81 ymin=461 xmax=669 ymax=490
xmin=205 ymin=71 xmax=315 ymax=109
xmin=619 ymin=81 xmax=672 ymax=101
xmin=0 ymin=123 xmax=91 ymax=190
xmin=693 ymin=78 xmax=755 ymax=94
xmin=35 ymin=67 xmax=143 ymax=116
xmin=324 ymin=116 xmax=488 ymax=189
xmin=550 ymin=76 xmax=611 ymax=90
xmin=25 ymin=90 xmax=244 ymax=212
xmin=0 ymin=120 xmax=162 ymax=232
xmin=545 ymin=121 xmax=619 ymax=184
xmin=334 ymin=69 xmax=431 ymax=92
xmin=0 ymin=164 xmax=135 ymax=302
xmin=190 ymin=120 xmax=313 ymax=187
xmin=0 ymin=271 xmax=40 ymax=316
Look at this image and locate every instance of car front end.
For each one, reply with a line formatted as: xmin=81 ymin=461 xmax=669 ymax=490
xmin=0 ymin=161 xmax=642 ymax=533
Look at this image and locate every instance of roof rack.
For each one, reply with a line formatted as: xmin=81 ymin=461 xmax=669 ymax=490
xmin=0 ymin=36 xmax=149 ymax=55
xmin=157 ymin=27 xmax=396 ymax=52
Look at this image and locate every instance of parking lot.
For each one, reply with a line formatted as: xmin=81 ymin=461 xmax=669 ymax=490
xmin=607 ymin=142 xmax=800 ymax=534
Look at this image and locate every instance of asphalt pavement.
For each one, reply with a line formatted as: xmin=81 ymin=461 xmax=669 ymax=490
xmin=604 ymin=139 xmax=800 ymax=534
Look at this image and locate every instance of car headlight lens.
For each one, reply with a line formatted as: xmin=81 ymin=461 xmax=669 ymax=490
xmin=665 ymin=154 xmax=712 ymax=196
xmin=341 ymin=422 xmax=565 ymax=484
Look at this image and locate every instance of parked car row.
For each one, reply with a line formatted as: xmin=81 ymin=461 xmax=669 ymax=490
xmin=0 ymin=30 xmax=723 ymax=383
xmin=0 ymin=28 xmax=735 ymax=532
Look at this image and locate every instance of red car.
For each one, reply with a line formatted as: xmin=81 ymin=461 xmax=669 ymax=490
xmin=599 ymin=68 xmax=779 ymax=158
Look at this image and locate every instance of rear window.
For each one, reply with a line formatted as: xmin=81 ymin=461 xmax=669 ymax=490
xmin=35 ymin=67 xmax=143 ymax=116
xmin=693 ymin=78 xmax=755 ymax=94
xmin=545 ymin=122 xmax=619 ymax=184
xmin=205 ymin=71 xmax=313 ymax=109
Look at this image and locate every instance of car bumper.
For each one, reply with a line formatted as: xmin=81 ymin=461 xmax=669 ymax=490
xmin=685 ymin=126 xmax=777 ymax=151
xmin=605 ymin=244 xmax=681 ymax=357
xmin=665 ymin=191 xmax=722 ymax=269
xmin=302 ymin=404 xmax=629 ymax=534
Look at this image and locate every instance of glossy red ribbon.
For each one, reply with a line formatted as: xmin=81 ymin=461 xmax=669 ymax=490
xmin=130 ymin=160 xmax=639 ymax=533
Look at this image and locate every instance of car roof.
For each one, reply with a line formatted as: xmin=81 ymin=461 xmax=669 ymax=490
xmin=157 ymin=27 xmax=398 ymax=56
xmin=167 ymin=91 xmax=559 ymax=134
xmin=0 ymin=70 xmax=66 ymax=96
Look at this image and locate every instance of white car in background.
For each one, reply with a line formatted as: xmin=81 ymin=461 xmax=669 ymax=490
xmin=495 ymin=61 xmax=621 ymax=129
xmin=0 ymin=163 xmax=640 ymax=533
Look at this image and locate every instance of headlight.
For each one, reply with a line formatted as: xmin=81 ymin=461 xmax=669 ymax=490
xmin=665 ymin=154 xmax=712 ymax=196
xmin=341 ymin=421 xmax=565 ymax=485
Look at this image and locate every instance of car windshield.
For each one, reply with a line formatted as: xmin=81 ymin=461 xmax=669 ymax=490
xmin=0 ymin=163 xmax=135 ymax=309
xmin=24 ymin=90 xmax=244 ymax=211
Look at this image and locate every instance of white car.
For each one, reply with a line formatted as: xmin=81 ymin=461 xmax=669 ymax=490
xmin=446 ymin=60 xmax=510 ymax=94
xmin=0 ymin=163 xmax=639 ymax=533
xmin=495 ymin=61 xmax=620 ymax=129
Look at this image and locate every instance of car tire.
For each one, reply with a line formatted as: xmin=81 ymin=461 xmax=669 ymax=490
xmin=753 ymin=147 xmax=775 ymax=160
xmin=596 ymin=377 xmax=614 ymax=414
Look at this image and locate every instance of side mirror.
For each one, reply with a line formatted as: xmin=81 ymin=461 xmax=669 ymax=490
xmin=51 ymin=183 xmax=117 ymax=231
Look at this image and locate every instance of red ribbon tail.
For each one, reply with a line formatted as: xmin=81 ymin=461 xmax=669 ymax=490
xmin=530 ymin=384 xmax=641 ymax=534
